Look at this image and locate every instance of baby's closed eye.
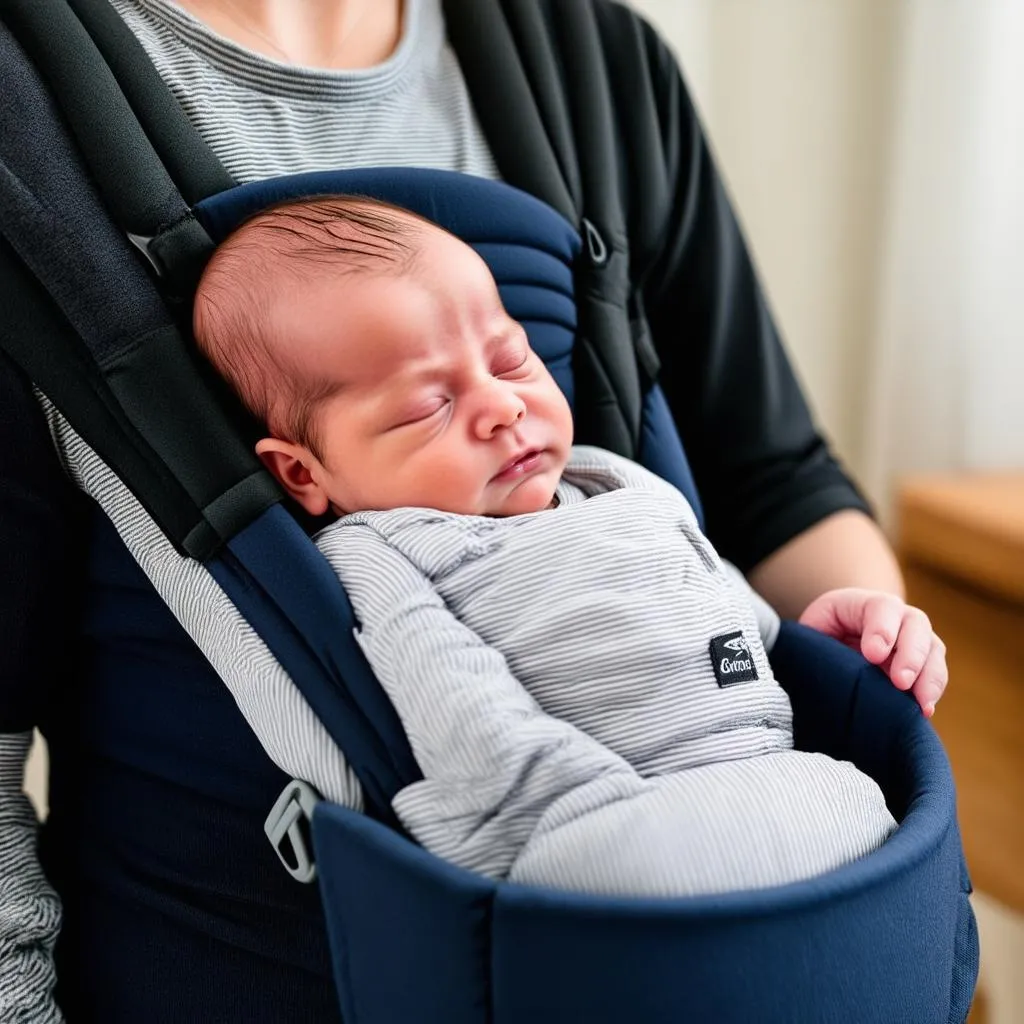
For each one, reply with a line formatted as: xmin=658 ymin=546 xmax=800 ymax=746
xmin=491 ymin=344 xmax=530 ymax=378
xmin=387 ymin=396 xmax=450 ymax=430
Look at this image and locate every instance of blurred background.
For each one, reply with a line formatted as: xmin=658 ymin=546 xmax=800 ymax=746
xmin=628 ymin=1 xmax=1024 ymax=1020
xmin=21 ymin=2 xmax=1024 ymax=1020
xmin=630 ymin=0 xmax=1024 ymax=513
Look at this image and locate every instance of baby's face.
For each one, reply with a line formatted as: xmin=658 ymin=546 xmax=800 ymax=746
xmin=271 ymin=222 xmax=573 ymax=517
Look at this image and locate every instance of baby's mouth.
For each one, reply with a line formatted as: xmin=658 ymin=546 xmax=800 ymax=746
xmin=493 ymin=449 xmax=542 ymax=482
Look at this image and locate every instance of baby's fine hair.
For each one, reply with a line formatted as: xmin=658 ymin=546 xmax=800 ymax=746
xmin=193 ymin=195 xmax=422 ymax=460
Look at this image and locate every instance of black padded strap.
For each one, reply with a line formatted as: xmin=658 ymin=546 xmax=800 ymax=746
xmin=0 ymin=165 xmax=278 ymax=558
xmin=443 ymin=0 xmax=577 ymax=226
xmin=0 ymin=0 xmax=214 ymax=297
xmin=0 ymin=11 xmax=279 ymax=556
xmin=0 ymin=236 xmax=203 ymax=547
xmin=63 ymin=0 xmax=235 ymax=207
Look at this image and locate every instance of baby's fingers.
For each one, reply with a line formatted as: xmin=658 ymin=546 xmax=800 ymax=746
xmin=887 ymin=607 xmax=935 ymax=691
xmin=858 ymin=594 xmax=908 ymax=665
xmin=913 ymin=640 xmax=949 ymax=717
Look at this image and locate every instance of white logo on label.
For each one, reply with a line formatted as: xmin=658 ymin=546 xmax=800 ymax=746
xmin=722 ymin=637 xmax=749 ymax=655
xmin=720 ymin=656 xmax=753 ymax=674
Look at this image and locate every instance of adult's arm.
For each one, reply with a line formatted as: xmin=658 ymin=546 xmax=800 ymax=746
xmin=0 ymin=352 xmax=76 ymax=1023
xmin=607 ymin=5 xmax=902 ymax=604
xmin=0 ymin=733 xmax=62 ymax=1024
xmin=748 ymin=509 xmax=904 ymax=620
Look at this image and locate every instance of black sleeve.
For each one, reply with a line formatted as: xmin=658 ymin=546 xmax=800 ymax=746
xmin=0 ymin=350 xmax=83 ymax=731
xmin=603 ymin=7 xmax=872 ymax=573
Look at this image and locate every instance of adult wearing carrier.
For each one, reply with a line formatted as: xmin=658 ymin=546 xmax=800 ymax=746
xmin=0 ymin=0 xmax=907 ymax=1020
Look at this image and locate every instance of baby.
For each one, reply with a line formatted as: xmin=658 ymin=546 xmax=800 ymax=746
xmin=193 ymin=196 xmax=947 ymax=897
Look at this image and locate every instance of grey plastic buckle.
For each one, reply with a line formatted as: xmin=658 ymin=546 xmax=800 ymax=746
xmin=264 ymin=779 xmax=320 ymax=884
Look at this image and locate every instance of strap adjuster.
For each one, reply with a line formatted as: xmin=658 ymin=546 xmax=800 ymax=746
xmin=264 ymin=779 xmax=320 ymax=884
xmin=127 ymin=212 xmax=213 ymax=299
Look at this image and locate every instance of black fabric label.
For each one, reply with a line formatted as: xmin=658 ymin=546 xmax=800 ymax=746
xmin=709 ymin=631 xmax=759 ymax=687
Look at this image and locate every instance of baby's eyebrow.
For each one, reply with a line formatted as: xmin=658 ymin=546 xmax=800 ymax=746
xmin=484 ymin=324 xmax=527 ymax=355
xmin=369 ymin=365 xmax=438 ymax=409
xmin=482 ymin=310 xmax=521 ymax=343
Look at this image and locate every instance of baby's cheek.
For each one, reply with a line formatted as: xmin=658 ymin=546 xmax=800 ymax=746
xmin=410 ymin=456 xmax=479 ymax=511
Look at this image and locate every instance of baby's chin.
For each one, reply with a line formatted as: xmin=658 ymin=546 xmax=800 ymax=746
xmin=487 ymin=478 xmax=560 ymax=518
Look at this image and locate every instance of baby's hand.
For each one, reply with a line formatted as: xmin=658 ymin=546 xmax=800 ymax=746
xmin=798 ymin=588 xmax=948 ymax=717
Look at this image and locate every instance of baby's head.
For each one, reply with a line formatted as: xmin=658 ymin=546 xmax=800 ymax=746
xmin=193 ymin=195 xmax=573 ymax=517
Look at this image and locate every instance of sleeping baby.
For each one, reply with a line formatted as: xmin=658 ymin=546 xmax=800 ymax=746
xmin=191 ymin=195 xmax=947 ymax=896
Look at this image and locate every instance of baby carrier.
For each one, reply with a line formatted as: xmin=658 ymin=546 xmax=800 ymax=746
xmin=0 ymin=0 xmax=978 ymax=1020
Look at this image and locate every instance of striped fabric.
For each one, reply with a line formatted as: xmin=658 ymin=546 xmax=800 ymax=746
xmin=109 ymin=0 xmax=500 ymax=184
xmin=0 ymin=732 xmax=61 ymax=1023
xmin=319 ymin=448 xmax=896 ymax=896
xmin=39 ymin=398 xmax=365 ymax=812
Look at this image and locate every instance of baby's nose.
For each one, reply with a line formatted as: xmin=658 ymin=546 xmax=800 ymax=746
xmin=475 ymin=385 xmax=526 ymax=438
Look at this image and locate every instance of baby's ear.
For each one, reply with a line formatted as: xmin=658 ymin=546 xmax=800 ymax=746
xmin=255 ymin=437 xmax=331 ymax=517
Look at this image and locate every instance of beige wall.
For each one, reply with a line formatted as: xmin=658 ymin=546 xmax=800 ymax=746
xmin=628 ymin=1 xmax=902 ymax=490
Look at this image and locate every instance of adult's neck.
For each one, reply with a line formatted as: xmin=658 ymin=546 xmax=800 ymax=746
xmin=171 ymin=0 xmax=404 ymax=69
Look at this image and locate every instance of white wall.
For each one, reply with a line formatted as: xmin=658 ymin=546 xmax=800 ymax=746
xmin=863 ymin=1 xmax=1024 ymax=505
xmin=628 ymin=1 xmax=902 ymax=489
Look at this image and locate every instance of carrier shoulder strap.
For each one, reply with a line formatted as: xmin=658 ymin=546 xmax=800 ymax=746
xmin=64 ymin=0 xmax=235 ymax=208
xmin=0 ymin=0 xmax=280 ymax=559
xmin=1 ymin=0 xmax=220 ymax=297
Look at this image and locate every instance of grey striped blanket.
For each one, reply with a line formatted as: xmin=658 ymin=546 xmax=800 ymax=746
xmin=318 ymin=447 xmax=896 ymax=897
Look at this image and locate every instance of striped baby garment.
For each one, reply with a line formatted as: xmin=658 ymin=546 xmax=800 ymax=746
xmin=317 ymin=446 xmax=895 ymax=896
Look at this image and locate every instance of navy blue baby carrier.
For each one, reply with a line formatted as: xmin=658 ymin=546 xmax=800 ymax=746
xmin=0 ymin=1 xmax=978 ymax=1021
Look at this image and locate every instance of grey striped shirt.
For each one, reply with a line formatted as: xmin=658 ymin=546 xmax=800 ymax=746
xmin=108 ymin=0 xmax=500 ymax=183
xmin=319 ymin=448 xmax=896 ymax=896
